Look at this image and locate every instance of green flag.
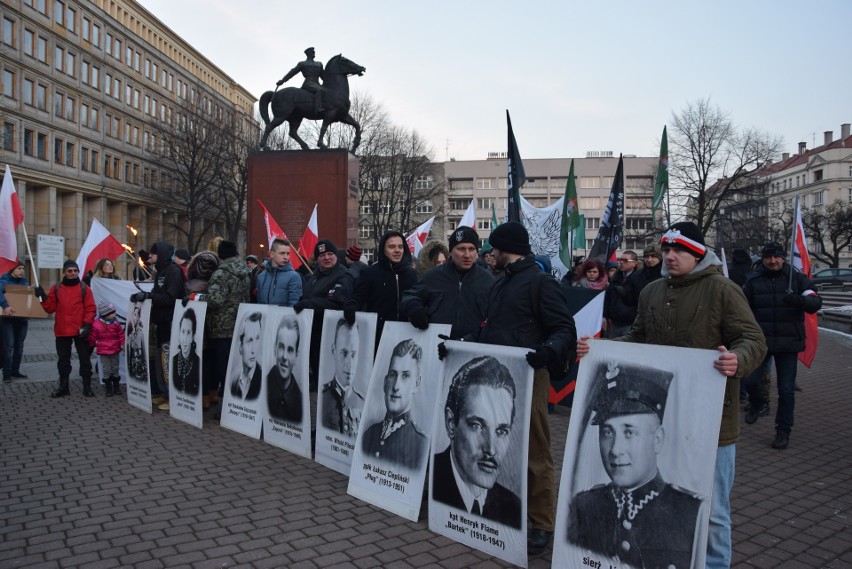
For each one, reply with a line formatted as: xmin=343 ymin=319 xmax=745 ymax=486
xmin=576 ymin=214 xmax=586 ymax=252
xmin=559 ymin=160 xmax=580 ymax=267
xmin=652 ymin=126 xmax=668 ymax=219
xmin=491 ymin=203 xmax=499 ymax=230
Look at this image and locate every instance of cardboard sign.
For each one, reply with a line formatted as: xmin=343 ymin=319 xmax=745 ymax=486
xmin=3 ymin=285 xmax=48 ymax=319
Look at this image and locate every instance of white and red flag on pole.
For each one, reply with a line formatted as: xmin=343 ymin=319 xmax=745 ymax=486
xmin=549 ymin=288 xmax=606 ymax=405
xmin=296 ymin=205 xmax=318 ymax=266
xmin=406 ymin=216 xmax=435 ymax=256
xmin=0 ymin=165 xmax=24 ymax=274
xmin=76 ymin=218 xmax=126 ymax=275
xmin=792 ymin=202 xmax=818 ymax=368
xmin=457 ymin=200 xmax=476 ymax=230
xmin=257 ymin=199 xmax=288 ymax=248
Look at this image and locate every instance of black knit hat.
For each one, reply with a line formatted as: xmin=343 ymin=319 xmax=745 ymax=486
xmin=449 ymin=226 xmax=480 ymax=251
xmin=174 ymin=248 xmax=191 ymax=262
xmin=661 ymin=221 xmax=706 ymax=259
xmin=488 ymin=222 xmax=531 ymax=256
xmin=314 ymin=240 xmax=336 ymax=258
xmin=761 ymin=241 xmax=786 ymax=259
xmin=63 ymin=260 xmax=79 ymax=271
xmin=217 ymin=240 xmax=238 ymax=260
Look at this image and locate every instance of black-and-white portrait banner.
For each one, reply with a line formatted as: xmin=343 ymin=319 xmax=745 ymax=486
xmin=220 ymin=304 xmax=267 ymax=439
xmin=348 ymin=321 xmax=451 ymax=521
xmin=124 ymin=299 xmax=152 ymax=414
xmin=168 ymin=301 xmax=207 ymax=429
xmin=429 ymin=341 xmax=534 ymax=568
xmin=552 ymin=340 xmax=724 ymax=569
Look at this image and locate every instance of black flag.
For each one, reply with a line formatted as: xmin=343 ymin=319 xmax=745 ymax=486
xmin=506 ymin=110 xmax=526 ymax=223
xmin=588 ymin=155 xmax=625 ymax=262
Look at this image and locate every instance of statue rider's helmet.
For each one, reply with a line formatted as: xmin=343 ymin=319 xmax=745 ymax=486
xmin=304 ymin=47 xmax=315 ymax=58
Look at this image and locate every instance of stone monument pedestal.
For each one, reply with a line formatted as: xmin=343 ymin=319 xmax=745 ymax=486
xmin=246 ymin=150 xmax=359 ymax=261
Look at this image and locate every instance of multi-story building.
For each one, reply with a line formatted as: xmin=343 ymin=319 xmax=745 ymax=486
xmin=1 ymin=0 xmax=254 ymax=280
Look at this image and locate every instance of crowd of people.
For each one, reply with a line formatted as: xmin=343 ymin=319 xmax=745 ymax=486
xmin=2 ymin=215 xmax=823 ymax=565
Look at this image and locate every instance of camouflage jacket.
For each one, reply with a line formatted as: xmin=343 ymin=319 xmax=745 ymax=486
xmin=206 ymin=257 xmax=251 ymax=339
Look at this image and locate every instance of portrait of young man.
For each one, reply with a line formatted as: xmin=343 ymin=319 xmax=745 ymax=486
xmin=230 ymin=311 xmax=263 ymax=401
xmin=266 ymin=313 xmax=303 ymax=423
xmin=321 ymin=318 xmax=363 ymax=436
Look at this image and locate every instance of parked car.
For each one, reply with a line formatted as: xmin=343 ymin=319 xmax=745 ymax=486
xmin=811 ymin=268 xmax=852 ymax=289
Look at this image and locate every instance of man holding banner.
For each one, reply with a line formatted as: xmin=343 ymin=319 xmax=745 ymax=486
xmin=741 ymin=241 xmax=821 ymax=449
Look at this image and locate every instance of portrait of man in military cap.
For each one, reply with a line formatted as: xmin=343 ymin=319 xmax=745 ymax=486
xmin=566 ymin=360 xmax=702 ymax=569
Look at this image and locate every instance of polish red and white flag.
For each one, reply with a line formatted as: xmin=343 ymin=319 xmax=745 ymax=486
xmin=296 ymin=205 xmax=318 ymax=265
xmin=0 ymin=165 xmax=24 ymax=274
xmin=406 ymin=216 xmax=435 ymax=256
xmin=792 ymin=202 xmax=818 ymax=368
xmin=76 ymin=219 xmax=125 ymax=275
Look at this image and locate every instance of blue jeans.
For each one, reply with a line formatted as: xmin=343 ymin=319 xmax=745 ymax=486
xmin=706 ymin=444 xmax=735 ymax=569
xmin=2 ymin=318 xmax=28 ymax=376
xmin=745 ymin=352 xmax=797 ymax=432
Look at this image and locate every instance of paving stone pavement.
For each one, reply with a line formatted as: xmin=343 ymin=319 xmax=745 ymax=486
xmin=1 ymin=321 xmax=850 ymax=568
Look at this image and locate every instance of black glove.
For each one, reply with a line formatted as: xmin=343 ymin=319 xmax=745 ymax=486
xmin=408 ymin=308 xmax=429 ymax=330
xmin=437 ymin=334 xmax=450 ymax=361
xmin=130 ymin=292 xmax=150 ymax=303
xmin=34 ymin=286 xmax=47 ymax=302
xmin=526 ymin=345 xmax=553 ymax=369
xmin=343 ymin=305 xmax=357 ymax=326
xmin=783 ymin=293 xmax=805 ymax=308
xmin=293 ymin=302 xmax=305 ymax=314
xmin=79 ymin=324 xmax=92 ymax=340
xmin=181 ymin=296 xmax=190 ymax=307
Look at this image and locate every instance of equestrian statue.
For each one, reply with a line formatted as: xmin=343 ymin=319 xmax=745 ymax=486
xmin=259 ymin=48 xmax=366 ymax=153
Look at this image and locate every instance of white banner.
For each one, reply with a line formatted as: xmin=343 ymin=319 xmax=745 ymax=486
xmin=428 ymin=342 xmax=533 ymax=567
xmin=219 ymin=304 xmax=268 ymax=439
xmin=168 ymin=301 xmax=207 ymax=429
xmin=315 ymin=310 xmax=377 ymax=475
xmin=347 ymin=321 xmax=451 ymax=521
xmin=262 ymin=306 xmax=314 ymax=459
xmin=124 ymin=299 xmax=153 ymax=413
xmin=552 ymin=340 xmax=723 ymax=569
xmin=521 ymin=196 xmax=571 ymax=280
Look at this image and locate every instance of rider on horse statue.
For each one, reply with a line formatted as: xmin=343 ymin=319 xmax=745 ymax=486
xmin=277 ymin=47 xmax=325 ymax=114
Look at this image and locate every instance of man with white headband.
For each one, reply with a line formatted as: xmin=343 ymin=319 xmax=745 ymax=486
xmin=577 ymin=221 xmax=766 ymax=569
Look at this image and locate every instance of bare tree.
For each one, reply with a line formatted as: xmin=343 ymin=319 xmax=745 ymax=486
xmin=669 ymin=98 xmax=782 ymax=236
xmin=214 ymin=109 xmax=261 ymax=242
xmin=802 ymin=200 xmax=852 ymax=268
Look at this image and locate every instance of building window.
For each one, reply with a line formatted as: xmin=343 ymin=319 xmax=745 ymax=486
xmin=113 ymin=157 xmax=120 ymax=180
xmin=80 ymin=103 xmax=89 ymax=127
xmin=113 ymin=77 xmax=120 ymax=99
xmin=601 ymin=177 xmax=614 ymax=188
xmin=23 ymin=78 xmax=33 ymax=105
xmin=54 ymin=90 xmax=63 ymax=115
xmin=358 ymin=225 xmax=373 ymax=239
xmin=476 ymin=178 xmax=494 ymax=190
xmin=54 ymin=137 xmax=64 ymax=163
xmin=104 ymin=154 xmax=112 ymax=177
xmin=36 ymin=35 xmax=46 ymax=61
xmin=54 ymin=46 xmax=64 ymax=71
xmin=580 ymin=197 xmax=601 ymax=209
xmin=65 ymin=6 xmax=75 ymax=32
xmin=2 ymin=122 xmax=14 ymax=151
xmin=813 ymin=169 xmax=823 ymax=182
xmin=449 ymin=199 xmax=470 ymax=210
xmin=580 ymin=177 xmax=601 ymax=189
xmin=2 ymin=69 xmax=15 ymax=99
xmin=626 ymin=217 xmax=652 ymax=231
xmin=125 ymin=46 xmax=132 ymax=66
xmin=24 ymin=129 xmax=33 ymax=155
xmin=54 ymin=1 xmax=64 ymax=25
xmin=586 ymin=217 xmax=600 ymax=229
xmin=414 ymin=201 xmax=433 ymax=214
xmin=414 ymin=175 xmax=433 ymax=190
xmin=36 ymin=132 xmax=47 ymax=159
xmin=813 ymin=191 xmax=824 ymax=206
xmin=90 ymin=107 xmax=98 ymax=129
xmin=152 ymin=62 xmax=158 ymax=82
xmin=66 ymin=52 xmax=75 ymax=77
xmin=24 ymin=28 xmax=33 ymax=56
xmin=65 ymin=142 xmax=74 ymax=166
xmin=82 ymin=17 xmax=89 ymax=41
xmin=105 ymin=33 xmax=112 ymax=55
xmin=2 ymin=17 xmax=15 ymax=47
xmin=133 ymin=52 xmax=140 ymax=71
xmin=132 ymin=126 xmax=139 ymax=146
xmin=90 ymin=150 xmax=98 ymax=173
xmin=81 ymin=147 xmax=89 ymax=171
xmin=105 ymin=73 xmax=112 ymax=96
xmin=476 ymin=218 xmax=490 ymax=231
xmin=133 ymin=89 xmax=140 ymax=109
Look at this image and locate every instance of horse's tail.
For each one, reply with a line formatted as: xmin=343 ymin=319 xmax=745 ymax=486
xmin=259 ymin=91 xmax=274 ymax=126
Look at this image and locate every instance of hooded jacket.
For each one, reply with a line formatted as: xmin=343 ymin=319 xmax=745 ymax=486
xmin=617 ymin=252 xmax=767 ymax=446
xmin=346 ymin=231 xmax=417 ymax=328
xmin=149 ymin=241 xmax=185 ymax=330
xmin=89 ymin=317 xmax=125 ymax=355
xmin=40 ymin=277 xmax=96 ymax=337
xmin=0 ymin=270 xmax=29 ymax=310
xmin=417 ymin=241 xmax=451 ymax=275
xmin=256 ymin=262 xmax=302 ymax=306
xmin=742 ymin=262 xmax=822 ymax=353
xmin=206 ymin=256 xmax=251 ymax=339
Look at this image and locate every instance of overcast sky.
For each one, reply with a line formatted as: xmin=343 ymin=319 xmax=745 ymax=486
xmin=139 ymin=0 xmax=851 ymax=162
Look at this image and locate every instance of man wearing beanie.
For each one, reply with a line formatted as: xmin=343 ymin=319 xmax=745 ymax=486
xmin=577 ymin=220 xmax=766 ymax=569
xmin=256 ymin=238 xmax=302 ymax=307
xmin=343 ymin=245 xmax=367 ymax=281
xmin=462 ymin=221 xmax=577 ymax=555
xmin=206 ymin=241 xmax=251 ymax=411
xmin=401 ymin=226 xmax=493 ymax=339
xmin=294 ymin=238 xmax=354 ymax=388
xmin=742 ymin=241 xmax=821 ymax=449
xmin=130 ymin=241 xmax=185 ymax=408
xmin=35 ymin=260 xmax=97 ymax=397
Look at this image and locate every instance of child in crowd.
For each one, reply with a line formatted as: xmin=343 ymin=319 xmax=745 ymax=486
xmin=89 ymin=302 xmax=126 ymax=397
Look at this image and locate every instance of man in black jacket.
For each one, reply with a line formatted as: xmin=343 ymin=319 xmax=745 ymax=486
xmin=401 ymin=226 xmax=493 ymax=339
xmin=468 ymin=221 xmax=576 ymax=555
xmin=604 ymin=250 xmax=641 ymax=338
xmin=742 ymin=241 xmax=822 ymax=449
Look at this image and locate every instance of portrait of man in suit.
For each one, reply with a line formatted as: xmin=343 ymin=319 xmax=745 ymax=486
xmin=267 ymin=313 xmax=302 ymax=423
xmin=321 ymin=318 xmax=363 ymax=435
xmin=567 ymin=362 xmax=701 ymax=568
xmin=230 ymin=311 xmax=262 ymax=401
xmin=361 ymin=338 xmax=427 ymax=470
xmin=433 ymin=355 xmax=521 ymax=529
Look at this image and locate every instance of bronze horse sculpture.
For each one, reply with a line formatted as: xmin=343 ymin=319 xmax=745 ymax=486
xmin=259 ymin=54 xmax=366 ymax=153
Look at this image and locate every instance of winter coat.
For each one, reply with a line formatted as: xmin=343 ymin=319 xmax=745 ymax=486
xmin=345 ymin=260 xmax=368 ymax=282
xmin=629 ymin=264 xmax=663 ymax=301
xmin=727 ymin=249 xmax=753 ymax=286
xmin=604 ymin=269 xmax=640 ymax=325
xmin=474 ymin=256 xmax=577 ymax=366
xmin=256 ymin=262 xmax=302 ymax=306
xmin=300 ymin=262 xmax=353 ymax=311
xmin=618 ymin=252 xmax=767 ymax=446
xmin=89 ymin=317 xmax=125 ymax=355
xmin=401 ymin=259 xmax=494 ymax=339
xmin=40 ymin=278 xmax=96 ymax=337
xmin=742 ymin=263 xmax=822 ymax=354
xmin=206 ymin=257 xmax=251 ymax=339
xmin=149 ymin=241 xmax=185 ymax=330
xmin=0 ymin=271 xmax=30 ymax=310
xmin=346 ymin=231 xmax=418 ymax=329
xmin=417 ymin=241 xmax=450 ymax=275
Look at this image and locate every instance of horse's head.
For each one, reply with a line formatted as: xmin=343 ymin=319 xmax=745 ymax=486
xmin=327 ymin=54 xmax=366 ymax=77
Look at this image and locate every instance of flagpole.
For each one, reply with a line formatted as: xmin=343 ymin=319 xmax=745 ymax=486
xmin=289 ymin=243 xmax=313 ymax=274
xmin=787 ymin=196 xmax=799 ymax=293
xmin=19 ymin=223 xmax=39 ymax=288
